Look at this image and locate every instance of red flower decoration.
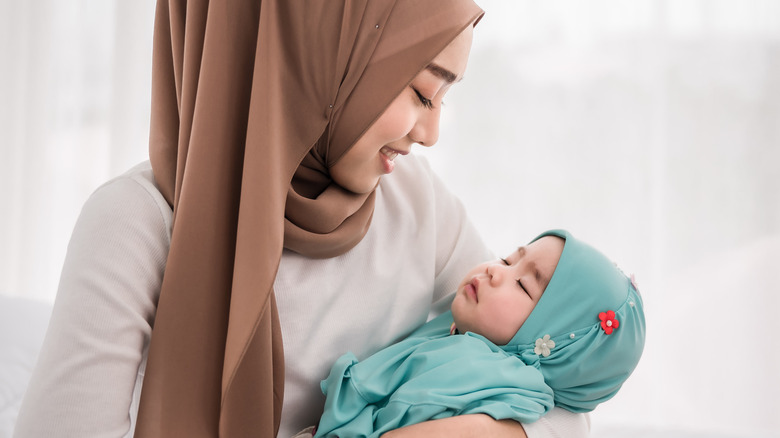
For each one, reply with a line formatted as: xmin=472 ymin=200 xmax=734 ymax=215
xmin=599 ymin=310 xmax=619 ymax=335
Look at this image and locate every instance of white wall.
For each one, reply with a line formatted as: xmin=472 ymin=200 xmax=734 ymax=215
xmin=1 ymin=1 xmax=778 ymax=436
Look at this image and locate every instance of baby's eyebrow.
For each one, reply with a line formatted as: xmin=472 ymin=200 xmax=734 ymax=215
xmin=537 ymin=268 xmax=551 ymax=292
xmin=517 ymin=245 xmax=552 ymax=292
xmin=529 ymin=259 xmax=552 ymax=293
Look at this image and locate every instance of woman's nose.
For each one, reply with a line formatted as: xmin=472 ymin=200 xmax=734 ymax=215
xmin=409 ymin=109 xmax=440 ymax=147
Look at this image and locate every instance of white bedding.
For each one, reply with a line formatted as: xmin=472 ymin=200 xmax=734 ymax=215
xmin=0 ymin=295 xmax=52 ymax=437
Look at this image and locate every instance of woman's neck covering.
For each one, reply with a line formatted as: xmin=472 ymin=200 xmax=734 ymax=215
xmin=503 ymin=230 xmax=646 ymax=412
xmin=138 ymin=0 xmax=483 ymax=436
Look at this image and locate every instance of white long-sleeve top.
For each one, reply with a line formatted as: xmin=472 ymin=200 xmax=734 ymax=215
xmin=15 ymin=154 xmax=588 ymax=438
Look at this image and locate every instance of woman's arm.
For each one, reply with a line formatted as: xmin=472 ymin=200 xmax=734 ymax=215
xmin=381 ymin=415 xmax=527 ymax=438
xmin=381 ymin=408 xmax=591 ymax=438
xmin=14 ymin=167 xmax=171 ymax=437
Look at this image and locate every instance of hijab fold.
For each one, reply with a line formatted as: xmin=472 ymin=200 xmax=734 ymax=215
xmin=138 ymin=1 xmax=483 ymax=436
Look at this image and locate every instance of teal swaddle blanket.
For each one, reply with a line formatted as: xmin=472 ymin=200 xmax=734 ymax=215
xmin=315 ymin=311 xmax=554 ymax=438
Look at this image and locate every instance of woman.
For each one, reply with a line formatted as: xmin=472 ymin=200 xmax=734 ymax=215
xmin=16 ymin=1 xmax=588 ymax=437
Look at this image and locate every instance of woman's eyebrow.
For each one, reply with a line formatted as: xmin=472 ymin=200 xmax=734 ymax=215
xmin=426 ymin=63 xmax=461 ymax=83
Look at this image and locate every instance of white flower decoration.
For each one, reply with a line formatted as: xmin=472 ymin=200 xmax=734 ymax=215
xmin=534 ymin=334 xmax=556 ymax=357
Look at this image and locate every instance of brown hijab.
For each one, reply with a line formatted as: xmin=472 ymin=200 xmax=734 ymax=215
xmin=137 ymin=1 xmax=483 ymax=436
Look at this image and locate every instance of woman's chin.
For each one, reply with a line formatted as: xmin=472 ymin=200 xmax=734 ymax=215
xmin=331 ymin=172 xmax=379 ymax=194
xmin=380 ymin=150 xmax=397 ymax=174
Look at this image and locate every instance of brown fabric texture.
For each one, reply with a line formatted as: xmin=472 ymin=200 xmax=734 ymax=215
xmin=138 ymin=0 xmax=483 ymax=436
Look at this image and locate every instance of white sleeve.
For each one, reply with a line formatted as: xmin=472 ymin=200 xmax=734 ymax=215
xmin=522 ymin=408 xmax=591 ymax=438
xmin=14 ymin=172 xmax=171 ymax=438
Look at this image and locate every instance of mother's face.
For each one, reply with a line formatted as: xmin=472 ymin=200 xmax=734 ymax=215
xmin=329 ymin=26 xmax=474 ymax=194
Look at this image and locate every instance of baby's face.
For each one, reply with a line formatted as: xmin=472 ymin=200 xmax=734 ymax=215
xmin=451 ymin=235 xmax=564 ymax=345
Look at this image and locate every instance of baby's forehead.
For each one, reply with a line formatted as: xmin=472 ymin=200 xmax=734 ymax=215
xmin=528 ymin=235 xmax=565 ymax=279
xmin=515 ymin=234 xmax=565 ymax=257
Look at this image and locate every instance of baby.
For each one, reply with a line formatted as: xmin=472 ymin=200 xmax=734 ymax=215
xmin=314 ymin=229 xmax=646 ymax=438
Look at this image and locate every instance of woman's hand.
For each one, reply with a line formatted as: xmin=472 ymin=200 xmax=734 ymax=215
xmin=380 ymin=414 xmax=527 ymax=438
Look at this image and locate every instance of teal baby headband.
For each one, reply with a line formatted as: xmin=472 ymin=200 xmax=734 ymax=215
xmin=504 ymin=229 xmax=646 ymax=413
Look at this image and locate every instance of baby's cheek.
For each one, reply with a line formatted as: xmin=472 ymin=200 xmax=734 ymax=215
xmin=451 ymin=297 xmax=467 ymax=328
xmin=487 ymin=308 xmax=522 ymax=345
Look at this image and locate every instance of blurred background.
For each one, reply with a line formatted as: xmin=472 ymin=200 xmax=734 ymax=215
xmin=1 ymin=1 xmax=778 ymax=437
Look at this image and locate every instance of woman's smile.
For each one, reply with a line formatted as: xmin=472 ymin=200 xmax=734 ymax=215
xmin=379 ymin=145 xmax=409 ymax=173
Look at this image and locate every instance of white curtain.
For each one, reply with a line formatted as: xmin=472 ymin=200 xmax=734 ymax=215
xmin=0 ymin=0 xmax=155 ymax=301
xmin=1 ymin=1 xmax=778 ymax=437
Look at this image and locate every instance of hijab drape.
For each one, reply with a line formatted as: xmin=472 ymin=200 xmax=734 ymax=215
xmin=137 ymin=1 xmax=483 ymax=436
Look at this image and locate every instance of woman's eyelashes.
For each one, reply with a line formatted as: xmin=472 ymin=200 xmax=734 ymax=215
xmin=412 ymin=87 xmax=434 ymax=109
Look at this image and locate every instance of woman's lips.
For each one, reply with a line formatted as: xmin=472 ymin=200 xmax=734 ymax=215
xmin=379 ymin=146 xmax=408 ymax=174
